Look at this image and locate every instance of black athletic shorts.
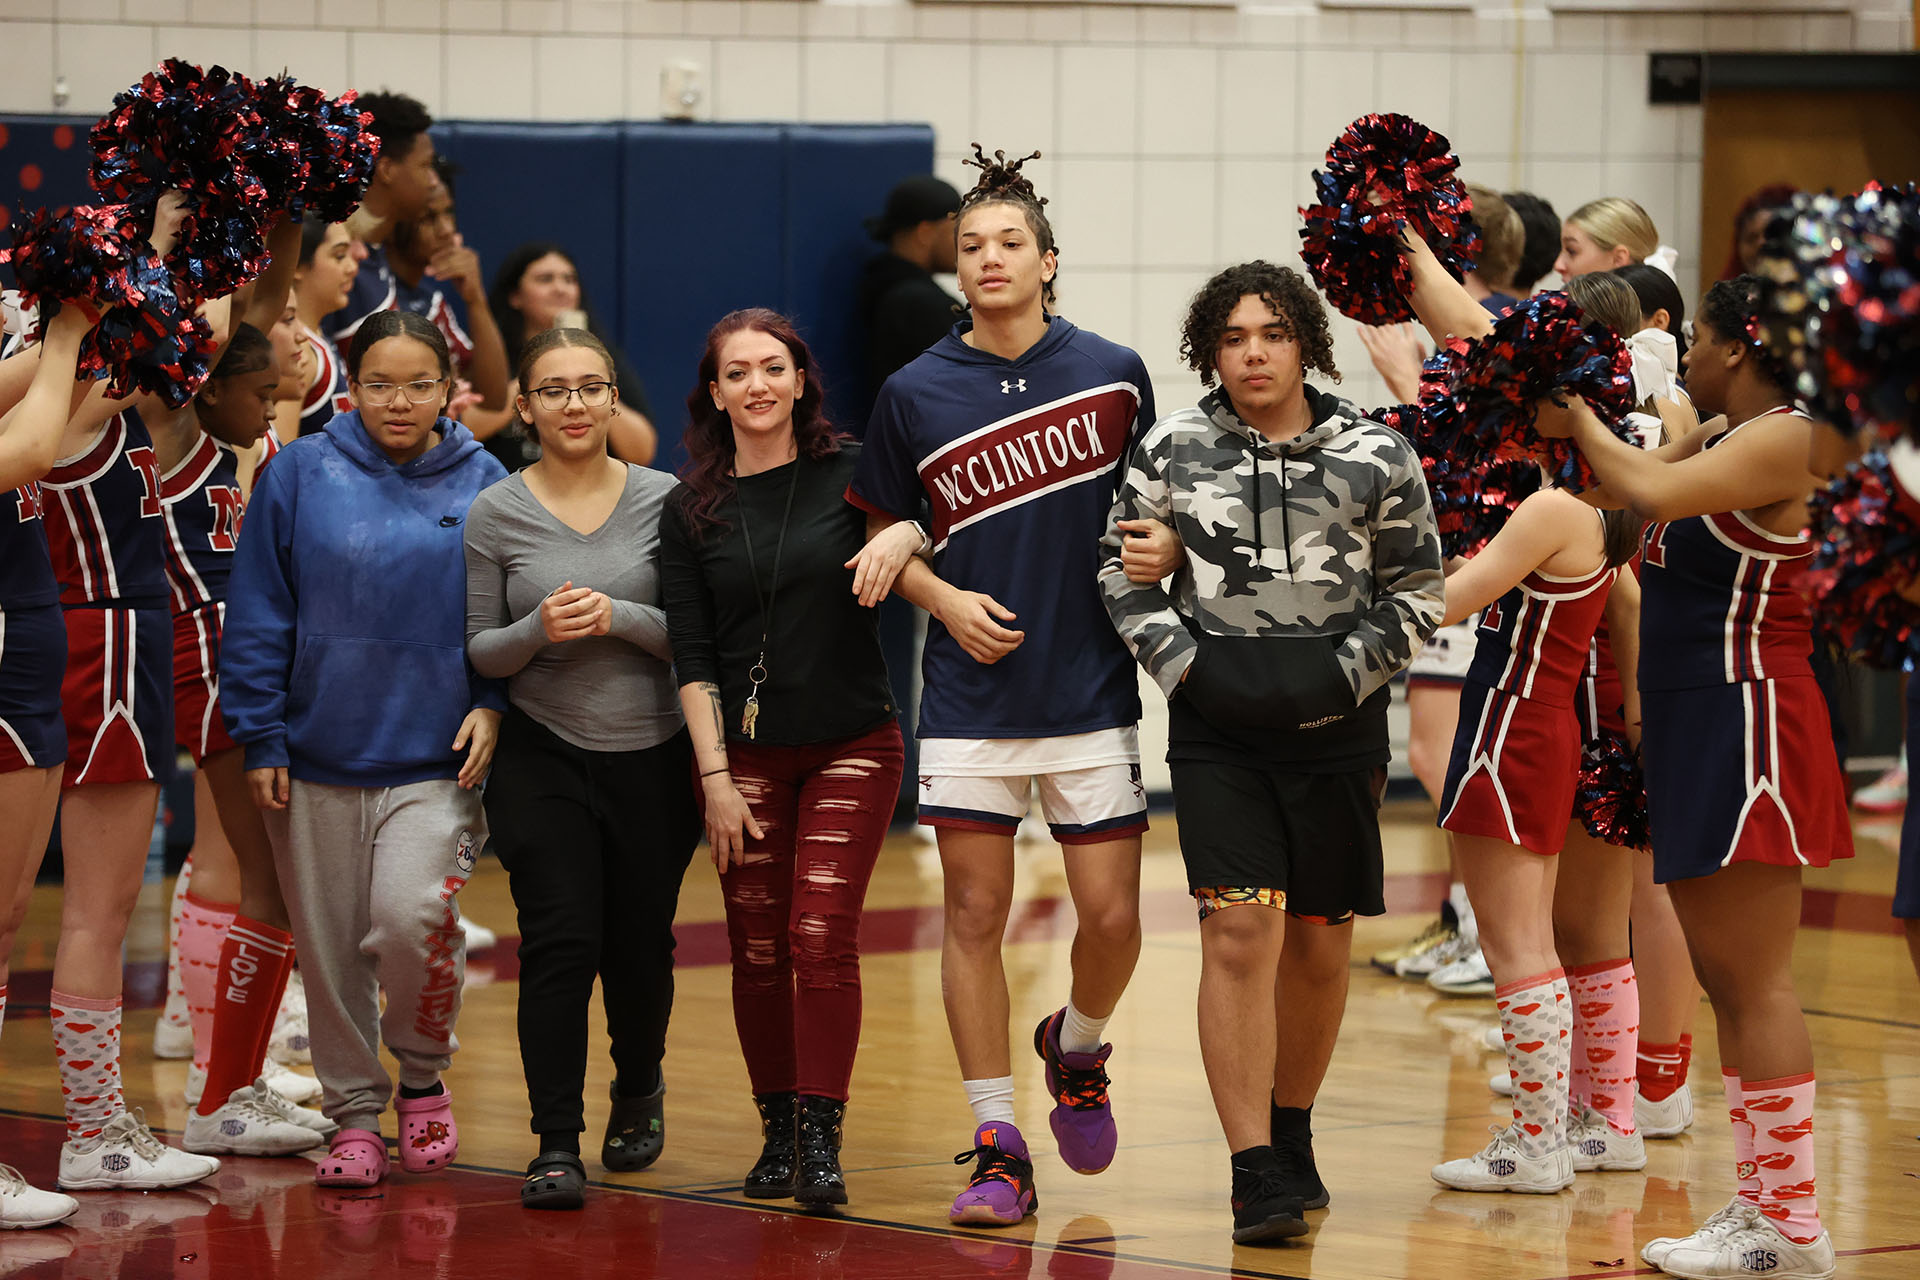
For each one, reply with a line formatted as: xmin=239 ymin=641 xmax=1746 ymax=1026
xmin=1170 ymin=760 xmax=1388 ymax=922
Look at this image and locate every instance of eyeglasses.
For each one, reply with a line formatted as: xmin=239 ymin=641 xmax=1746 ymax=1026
xmin=356 ymin=378 xmax=447 ymax=406
xmin=527 ymin=381 xmax=615 ymax=410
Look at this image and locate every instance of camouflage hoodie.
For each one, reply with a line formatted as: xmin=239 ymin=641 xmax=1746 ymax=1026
xmin=1099 ymin=385 xmax=1443 ymax=758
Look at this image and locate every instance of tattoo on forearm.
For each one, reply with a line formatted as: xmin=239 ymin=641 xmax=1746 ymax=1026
xmin=698 ymin=682 xmax=726 ymax=752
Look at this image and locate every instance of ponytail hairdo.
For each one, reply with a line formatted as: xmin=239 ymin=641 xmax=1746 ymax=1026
xmin=959 ymin=144 xmax=1059 ymax=308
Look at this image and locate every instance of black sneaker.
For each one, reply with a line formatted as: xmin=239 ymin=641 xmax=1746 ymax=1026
xmin=1230 ymin=1147 xmax=1307 ymax=1245
xmin=1269 ymin=1104 xmax=1329 ymax=1210
xmin=1270 ymin=1132 xmax=1329 ymax=1210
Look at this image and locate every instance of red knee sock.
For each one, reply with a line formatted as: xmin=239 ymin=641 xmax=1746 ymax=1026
xmin=1744 ymin=1072 xmax=1822 ymax=1244
xmin=196 ymin=917 xmax=294 ymax=1116
xmin=1638 ymin=1031 xmax=1695 ymax=1102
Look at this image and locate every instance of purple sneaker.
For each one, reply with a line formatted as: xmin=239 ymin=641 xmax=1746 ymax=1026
xmin=949 ymin=1123 xmax=1039 ymax=1227
xmin=1034 ymin=1009 xmax=1117 ymax=1174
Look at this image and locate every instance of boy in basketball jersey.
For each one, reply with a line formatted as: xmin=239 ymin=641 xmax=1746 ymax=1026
xmin=1100 ymin=262 xmax=1443 ymax=1243
xmin=849 ymin=148 xmax=1154 ymax=1226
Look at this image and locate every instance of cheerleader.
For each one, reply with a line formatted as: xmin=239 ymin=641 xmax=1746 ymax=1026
xmin=284 ymin=217 xmax=356 ymax=438
xmin=1542 ymin=276 xmax=1848 ymax=1280
xmin=144 ymin=249 xmax=338 ymax=1157
xmin=31 ymin=194 xmax=222 ymax=1192
xmin=1395 ymin=231 xmax=1646 ymax=1191
xmin=0 ymin=303 xmax=94 ymax=1226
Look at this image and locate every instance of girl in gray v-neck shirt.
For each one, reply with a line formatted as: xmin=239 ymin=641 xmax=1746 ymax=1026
xmin=464 ymin=465 xmax=683 ymax=751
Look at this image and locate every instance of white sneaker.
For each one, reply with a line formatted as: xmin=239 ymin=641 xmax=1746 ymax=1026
xmin=1490 ymin=1069 xmax=1515 ymax=1097
xmin=1431 ymin=1124 xmax=1574 ymax=1193
xmin=1567 ymin=1104 xmax=1647 ymax=1171
xmin=57 ymin=1111 xmax=221 ymax=1191
xmin=1396 ymin=926 xmax=1476 ymax=980
xmin=1852 ymin=757 xmax=1906 ymax=815
xmin=183 ymin=1084 xmax=323 ymax=1156
xmin=268 ymin=969 xmax=311 ymax=1066
xmin=1643 ymin=1197 xmax=1751 ymax=1268
xmin=459 ymin=914 xmax=497 ymax=951
xmin=254 ymin=1078 xmax=337 ymax=1137
xmin=1429 ymin=945 xmax=1495 ymax=996
xmin=1482 ymin=1024 xmax=1506 ymax=1053
xmin=1659 ymin=1210 xmax=1835 ymax=1280
xmin=0 ymin=1163 xmax=78 ymax=1229
xmin=262 ymin=1058 xmax=321 ymax=1106
xmin=153 ymin=1012 xmax=194 ymax=1061
xmin=188 ymin=1058 xmax=321 ymax=1107
xmin=1637 ymin=1081 xmax=1696 ymax=1138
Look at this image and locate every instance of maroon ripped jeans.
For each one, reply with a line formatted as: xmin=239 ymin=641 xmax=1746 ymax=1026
xmin=709 ymin=720 xmax=904 ymax=1101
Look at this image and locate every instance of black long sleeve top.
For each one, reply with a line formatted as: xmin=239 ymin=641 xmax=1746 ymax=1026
xmin=659 ymin=443 xmax=895 ymax=748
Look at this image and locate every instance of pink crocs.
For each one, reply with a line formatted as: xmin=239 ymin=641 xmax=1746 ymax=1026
xmin=396 ymin=1086 xmax=459 ymax=1172
xmin=315 ymin=1128 xmax=390 ymax=1188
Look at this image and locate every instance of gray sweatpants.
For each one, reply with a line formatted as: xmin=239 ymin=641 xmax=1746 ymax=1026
xmin=265 ymin=777 xmax=485 ymax=1133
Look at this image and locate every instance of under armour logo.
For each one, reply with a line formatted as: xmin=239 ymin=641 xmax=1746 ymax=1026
xmin=1001 ymin=379 xmax=1026 ymax=394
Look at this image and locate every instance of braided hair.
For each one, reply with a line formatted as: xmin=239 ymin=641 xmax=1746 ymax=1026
xmin=959 ymin=144 xmax=1059 ymax=308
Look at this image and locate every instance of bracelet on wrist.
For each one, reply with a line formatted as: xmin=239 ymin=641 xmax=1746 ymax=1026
xmin=700 ymin=766 xmax=731 ymax=779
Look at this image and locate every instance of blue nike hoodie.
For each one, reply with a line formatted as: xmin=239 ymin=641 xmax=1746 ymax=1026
xmin=220 ymin=410 xmax=508 ymax=786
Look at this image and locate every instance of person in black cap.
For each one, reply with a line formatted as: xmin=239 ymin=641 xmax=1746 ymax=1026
xmin=860 ymin=176 xmax=963 ymax=394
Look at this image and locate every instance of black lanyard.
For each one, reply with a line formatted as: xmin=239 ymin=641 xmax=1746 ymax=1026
xmin=734 ymin=459 xmax=802 ymax=740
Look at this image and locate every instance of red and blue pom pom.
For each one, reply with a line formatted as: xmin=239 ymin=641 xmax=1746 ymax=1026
xmin=1806 ymin=447 xmax=1920 ymax=669
xmin=1576 ymin=732 xmax=1650 ymax=851
xmin=253 ymin=77 xmax=381 ymax=223
xmin=1419 ymin=292 xmax=1639 ymax=492
xmin=0 ymin=203 xmax=216 ymax=407
xmin=1754 ymin=183 xmax=1919 ymax=447
xmin=1299 ymin=113 xmax=1480 ymax=325
xmin=89 ymin=59 xmax=269 ymax=212
xmin=1373 ymin=387 xmax=1540 ymax=560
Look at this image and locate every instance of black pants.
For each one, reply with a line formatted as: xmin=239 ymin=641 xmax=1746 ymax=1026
xmin=483 ymin=706 xmax=701 ymax=1137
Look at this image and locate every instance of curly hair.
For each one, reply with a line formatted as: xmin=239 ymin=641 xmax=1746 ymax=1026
xmin=1699 ymin=274 xmax=1789 ymax=390
xmin=677 ymin=308 xmax=845 ymax=538
xmin=958 ymin=144 xmax=1059 ymax=308
xmin=1179 ymin=262 xmax=1340 ymax=387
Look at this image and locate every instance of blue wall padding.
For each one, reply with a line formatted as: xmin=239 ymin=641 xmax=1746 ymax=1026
xmin=2 ymin=116 xmax=937 ymax=460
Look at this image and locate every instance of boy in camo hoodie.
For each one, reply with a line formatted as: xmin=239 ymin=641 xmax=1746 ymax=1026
xmin=1098 ymin=262 xmax=1442 ymax=1245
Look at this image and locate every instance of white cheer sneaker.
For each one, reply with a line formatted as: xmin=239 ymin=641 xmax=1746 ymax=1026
xmin=1428 ymin=946 xmax=1495 ymax=996
xmin=1 ymin=1163 xmax=78 ymax=1229
xmin=58 ymin=1111 xmax=220 ymax=1191
xmin=184 ymin=1083 xmax=324 ymax=1156
xmin=152 ymin=1010 xmax=194 ymax=1061
xmin=1636 ymin=1081 xmax=1696 ymax=1138
xmin=1567 ymin=1104 xmax=1647 ymax=1171
xmin=1431 ymin=1124 xmax=1574 ymax=1194
xmin=187 ymin=1058 xmax=321 ymax=1108
xmin=268 ymin=969 xmax=310 ymax=1066
xmin=1643 ymin=1197 xmax=1752 ymax=1268
xmin=1659 ymin=1210 xmax=1835 ymax=1280
xmin=255 ymin=1077 xmax=337 ymax=1137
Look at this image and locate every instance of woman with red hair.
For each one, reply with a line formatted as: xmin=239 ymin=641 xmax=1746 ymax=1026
xmin=659 ymin=308 xmax=920 ymax=1211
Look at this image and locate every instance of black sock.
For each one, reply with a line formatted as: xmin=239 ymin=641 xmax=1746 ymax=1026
xmin=1271 ymin=1102 xmax=1312 ymax=1143
xmin=1229 ymin=1144 xmax=1276 ymax=1175
xmin=539 ymin=1131 xmax=581 ymax=1157
xmin=614 ymin=1065 xmax=662 ymax=1099
xmin=398 ymin=1080 xmax=445 ymax=1100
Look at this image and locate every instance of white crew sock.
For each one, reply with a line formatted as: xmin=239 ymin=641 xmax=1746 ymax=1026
xmin=1059 ymin=1001 xmax=1110 ymax=1055
xmin=1448 ymin=881 xmax=1477 ymax=936
xmin=963 ymin=1076 xmax=1016 ymax=1127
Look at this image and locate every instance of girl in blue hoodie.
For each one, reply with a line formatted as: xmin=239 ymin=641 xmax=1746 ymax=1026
xmin=220 ymin=310 xmax=507 ymax=1189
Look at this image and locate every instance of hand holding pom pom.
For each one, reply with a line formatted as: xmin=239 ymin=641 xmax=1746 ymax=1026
xmin=1299 ymin=113 xmax=1481 ymax=325
xmin=1577 ymin=732 xmax=1651 ymax=851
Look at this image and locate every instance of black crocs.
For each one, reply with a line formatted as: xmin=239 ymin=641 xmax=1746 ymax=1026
xmin=522 ymin=1151 xmax=586 ymax=1211
xmin=603 ymin=1076 xmax=665 ymax=1172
